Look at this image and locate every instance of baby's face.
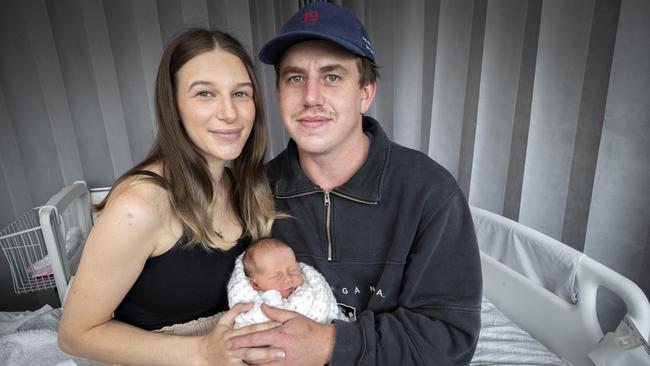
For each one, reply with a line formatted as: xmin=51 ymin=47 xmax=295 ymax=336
xmin=250 ymin=246 xmax=304 ymax=298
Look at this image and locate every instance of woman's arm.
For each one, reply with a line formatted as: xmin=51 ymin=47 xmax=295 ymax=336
xmin=58 ymin=180 xmax=282 ymax=365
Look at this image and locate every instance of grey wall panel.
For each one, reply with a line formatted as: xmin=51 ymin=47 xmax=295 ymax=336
xmin=158 ymin=0 xmax=208 ymax=45
xmin=156 ymin=0 xmax=184 ymax=46
xmin=456 ymin=0 xmax=486 ymax=195
xmin=22 ymin=0 xmax=84 ymax=188
xmin=585 ymin=0 xmax=650 ymax=320
xmin=0 ymin=1 xmax=65 ymax=206
xmin=520 ymin=0 xmax=595 ymax=239
xmin=469 ymin=0 xmax=527 ymax=214
xmin=562 ymin=0 xmax=621 ymax=251
xmin=391 ymin=0 xmax=425 ymax=150
xmin=503 ymin=0 xmax=542 ymax=222
xmin=103 ymin=0 xmax=159 ymax=164
xmin=585 ymin=1 xmax=650 ymax=279
xmin=0 ymin=87 xmax=33 ymax=225
xmin=250 ymin=0 xmax=287 ymax=159
xmin=358 ymin=0 xmax=378 ymax=122
xmin=81 ymin=0 xmax=133 ymax=182
xmin=47 ymin=0 xmax=115 ymax=188
xmin=418 ymin=0 xmax=440 ymax=154
xmin=180 ymin=0 xmax=209 ymax=28
xmin=428 ymin=0 xmax=474 ymax=178
xmin=207 ymin=0 xmax=255 ymax=55
xmin=583 ymin=1 xmax=650 ymax=327
xmin=133 ymin=0 xmax=163 ymax=133
xmin=365 ymin=0 xmax=395 ymax=138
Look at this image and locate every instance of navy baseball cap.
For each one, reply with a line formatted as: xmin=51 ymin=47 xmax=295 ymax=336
xmin=258 ymin=2 xmax=375 ymax=65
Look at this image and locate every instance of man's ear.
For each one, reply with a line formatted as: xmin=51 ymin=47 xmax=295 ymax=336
xmin=360 ymin=81 xmax=377 ymax=114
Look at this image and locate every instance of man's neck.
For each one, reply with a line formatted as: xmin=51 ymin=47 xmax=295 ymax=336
xmin=298 ymin=132 xmax=370 ymax=192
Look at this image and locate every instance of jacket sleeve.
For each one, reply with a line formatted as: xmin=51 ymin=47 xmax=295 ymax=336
xmin=329 ymin=190 xmax=483 ymax=366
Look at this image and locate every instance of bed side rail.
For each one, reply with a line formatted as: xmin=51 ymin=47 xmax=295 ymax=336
xmin=39 ymin=181 xmax=91 ymax=305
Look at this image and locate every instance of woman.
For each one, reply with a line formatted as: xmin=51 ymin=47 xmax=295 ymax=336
xmin=58 ymin=28 xmax=285 ymax=365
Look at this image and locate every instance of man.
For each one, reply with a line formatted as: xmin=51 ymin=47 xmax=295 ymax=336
xmin=229 ymin=3 xmax=482 ymax=365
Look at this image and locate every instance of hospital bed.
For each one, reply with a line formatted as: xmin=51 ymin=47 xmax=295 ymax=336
xmin=1 ymin=181 xmax=649 ymax=366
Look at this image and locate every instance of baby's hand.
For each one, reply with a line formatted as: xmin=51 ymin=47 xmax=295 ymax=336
xmin=261 ymin=289 xmax=283 ymax=306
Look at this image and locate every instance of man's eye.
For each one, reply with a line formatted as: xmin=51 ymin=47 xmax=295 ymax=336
xmin=325 ymin=75 xmax=340 ymax=82
xmin=288 ymin=75 xmax=304 ymax=84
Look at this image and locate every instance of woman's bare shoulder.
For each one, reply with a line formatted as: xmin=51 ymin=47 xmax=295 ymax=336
xmin=103 ymin=171 xmax=173 ymax=227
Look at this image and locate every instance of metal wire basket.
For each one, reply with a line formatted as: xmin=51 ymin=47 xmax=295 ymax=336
xmin=0 ymin=181 xmax=91 ymax=304
xmin=0 ymin=208 xmax=57 ymax=294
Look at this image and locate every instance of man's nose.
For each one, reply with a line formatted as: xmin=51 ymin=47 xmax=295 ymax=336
xmin=303 ymin=78 xmax=324 ymax=107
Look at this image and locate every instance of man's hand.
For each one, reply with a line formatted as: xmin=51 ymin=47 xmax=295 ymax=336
xmin=198 ymin=303 xmax=285 ymax=366
xmin=227 ymin=304 xmax=336 ymax=366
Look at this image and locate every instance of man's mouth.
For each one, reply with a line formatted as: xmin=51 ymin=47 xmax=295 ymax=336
xmin=297 ymin=116 xmax=330 ymax=128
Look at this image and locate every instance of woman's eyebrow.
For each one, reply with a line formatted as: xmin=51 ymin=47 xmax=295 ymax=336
xmin=188 ymin=80 xmax=253 ymax=91
xmin=188 ymin=80 xmax=213 ymax=91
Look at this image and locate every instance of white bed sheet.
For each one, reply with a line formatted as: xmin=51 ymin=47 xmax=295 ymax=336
xmin=472 ymin=297 xmax=568 ymax=366
xmin=0 ymin=306 xmax=105 ymax=366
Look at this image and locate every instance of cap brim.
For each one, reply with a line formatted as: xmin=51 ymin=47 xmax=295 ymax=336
xmin=258 ymin=31 xmax=371 ymax=65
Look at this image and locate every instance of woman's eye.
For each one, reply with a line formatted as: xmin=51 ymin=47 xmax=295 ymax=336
xmin=234 ymin=91 xmax=252 ymax=99
xmin=196 ymin=91 xmax=212 ymax=97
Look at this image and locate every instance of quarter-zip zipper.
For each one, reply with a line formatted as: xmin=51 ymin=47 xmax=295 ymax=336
xmin=276 ymin=189 xmax=378 ymax=262
xmin=324 ymin=191 xmax=332 ymax=261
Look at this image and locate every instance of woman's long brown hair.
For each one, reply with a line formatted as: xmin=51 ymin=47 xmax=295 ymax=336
xmin=96 ymin=28 xmax=278 ymax=250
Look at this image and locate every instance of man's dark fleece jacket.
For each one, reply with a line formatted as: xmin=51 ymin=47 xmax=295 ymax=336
xmin=266 ymin=116 xmax=482 ymax=365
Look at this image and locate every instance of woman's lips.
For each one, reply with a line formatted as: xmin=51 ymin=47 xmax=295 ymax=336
xmin=211 ymin=128 xmax=242 ymax=141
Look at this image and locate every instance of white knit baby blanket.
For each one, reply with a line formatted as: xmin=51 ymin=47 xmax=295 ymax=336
xmin=227 ymin=254 xmax=345 ymax=328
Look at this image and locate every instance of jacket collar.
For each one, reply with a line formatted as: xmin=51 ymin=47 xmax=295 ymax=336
xmin=275 ymin=116 xmax=390 ymax=203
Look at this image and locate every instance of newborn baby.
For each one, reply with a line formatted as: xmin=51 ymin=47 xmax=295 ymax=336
xmin=244 ymin=237 xmax=304 ymax=301
xmin=227 ymin=238 xmax=346 ymax=328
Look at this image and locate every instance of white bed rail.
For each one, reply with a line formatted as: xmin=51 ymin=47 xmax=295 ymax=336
xmin=474 ymin=207 xmax=650 ymax=366
xmin=39 ymin=181 xmax=92 ymax=305
xmin=578 ymin=255 xmax=650 ymax=341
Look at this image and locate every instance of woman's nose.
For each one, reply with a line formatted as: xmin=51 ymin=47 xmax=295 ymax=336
xmin=216 ymin=97 xmax=237 ymax=123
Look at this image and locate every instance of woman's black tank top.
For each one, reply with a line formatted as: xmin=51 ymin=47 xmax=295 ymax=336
xmin=113 ymin=234 xmax=250 ymax=330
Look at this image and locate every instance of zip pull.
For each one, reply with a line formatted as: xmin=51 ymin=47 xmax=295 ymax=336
xmin=324 ymin=191 xmax=331 ymax=206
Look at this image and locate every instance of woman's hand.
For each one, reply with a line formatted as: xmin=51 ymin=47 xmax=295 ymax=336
xmin=198 ymin=303 xmax=286 ymax=365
